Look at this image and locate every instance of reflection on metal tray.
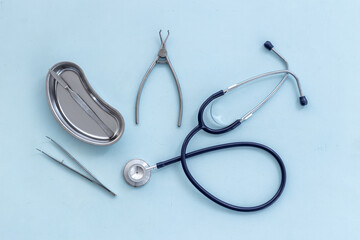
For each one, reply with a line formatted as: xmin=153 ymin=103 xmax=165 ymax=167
xmin=46 ymin=62 xmax=124 ymax=145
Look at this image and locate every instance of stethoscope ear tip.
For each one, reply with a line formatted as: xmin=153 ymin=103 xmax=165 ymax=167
xmin=299 ymin=96 xmax=308 ymax=106
xmin=264 ymin=41 xmax=274 ymax=51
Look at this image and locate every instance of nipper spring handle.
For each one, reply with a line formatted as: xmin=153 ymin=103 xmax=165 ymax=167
xmin=135 ymin=30 xmax=183 ymax=127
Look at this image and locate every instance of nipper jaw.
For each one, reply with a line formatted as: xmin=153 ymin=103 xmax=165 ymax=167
xmin=157 ymin=30 xmax=170 ymax=62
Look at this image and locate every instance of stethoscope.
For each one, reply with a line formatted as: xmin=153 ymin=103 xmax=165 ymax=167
xmin=123 ymin=41 xmax=308 ymax=212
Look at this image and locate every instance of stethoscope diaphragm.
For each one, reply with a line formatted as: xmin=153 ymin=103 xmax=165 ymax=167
xmin=123 ymin=159 xmax=152 ymax=187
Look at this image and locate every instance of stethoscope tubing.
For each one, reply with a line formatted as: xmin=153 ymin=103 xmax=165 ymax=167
xmin=180 ymin=125 xmax=286 ymax=212
xmin=156 ymin=90 xmax=287 ymax=212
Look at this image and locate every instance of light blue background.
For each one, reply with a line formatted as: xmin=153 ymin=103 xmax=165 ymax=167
xmin=1 ymin=0 xmax=359 ymax=239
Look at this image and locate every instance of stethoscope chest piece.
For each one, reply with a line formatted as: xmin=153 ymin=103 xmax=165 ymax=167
xmin=123 ymin=159 xmax=152 ymax=187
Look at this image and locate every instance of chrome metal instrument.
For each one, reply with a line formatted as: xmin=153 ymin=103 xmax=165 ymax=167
xmin=135 ymin=30 xmax=183 ymax=127
xmin=46 ymin=62 xmax=125 ymax=146
xmin=37 ymin=136 xmax=116 ymax=196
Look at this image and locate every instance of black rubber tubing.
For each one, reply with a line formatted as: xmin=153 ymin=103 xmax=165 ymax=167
xmin=157 ymin=90 xmax=286 ymax=212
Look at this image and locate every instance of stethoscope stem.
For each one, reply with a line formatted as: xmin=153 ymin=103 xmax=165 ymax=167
xmin=145 ymin=165 xmax=157 ymax=171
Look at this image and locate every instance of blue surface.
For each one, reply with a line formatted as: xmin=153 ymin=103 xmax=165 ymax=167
xmin=0 ymin=0 xmax=359 ymax=239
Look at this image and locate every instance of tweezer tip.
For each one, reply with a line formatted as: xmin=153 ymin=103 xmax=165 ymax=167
xmin=36 ymin=148 xmax=45 ymax=154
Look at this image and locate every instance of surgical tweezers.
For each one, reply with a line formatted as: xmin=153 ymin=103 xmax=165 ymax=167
xmin=36 ymin=136 xmax=116 ymax=196
xmin=135 ymin=30 xmax=183 ymax=127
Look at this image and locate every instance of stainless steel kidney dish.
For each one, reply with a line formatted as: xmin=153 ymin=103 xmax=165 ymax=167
xmin=46 ymin=62 xmax=124 ymax=145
